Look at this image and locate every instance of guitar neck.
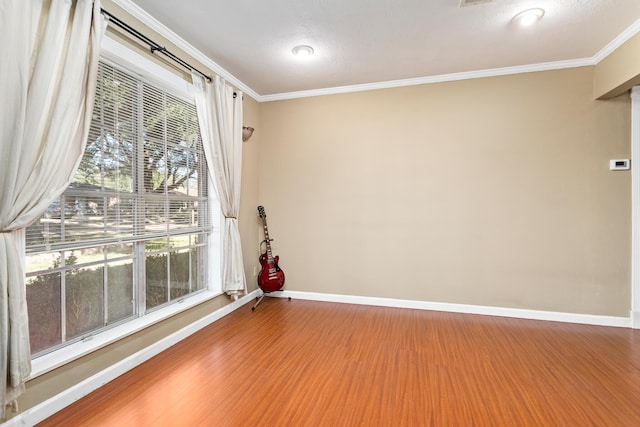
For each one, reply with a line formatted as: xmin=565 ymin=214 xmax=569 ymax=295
xmin=262 ymin=219 xmax=274 ymax=260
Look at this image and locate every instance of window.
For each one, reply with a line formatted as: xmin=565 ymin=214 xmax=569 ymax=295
xmin=25 ymin=59 xmax=211 ymax=357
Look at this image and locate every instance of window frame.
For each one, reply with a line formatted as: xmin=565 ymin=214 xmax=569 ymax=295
xmin=29 ymin=34 xmax=224 ymax=378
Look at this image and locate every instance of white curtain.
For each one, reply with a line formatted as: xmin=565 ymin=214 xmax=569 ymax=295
xmin=0 ymin=0 xmax=106 ymax=419
xmin=192 ymin=73 xmax=247 ymax=298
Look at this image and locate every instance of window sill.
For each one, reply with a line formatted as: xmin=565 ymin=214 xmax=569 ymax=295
xmin=29 ymin=290 xmax=223 ymax=379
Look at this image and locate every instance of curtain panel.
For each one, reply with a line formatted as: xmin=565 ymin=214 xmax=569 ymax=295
xmin=192 ymin=73 xmax=247 ymax=298
xmin=0 ymin=0 xmax=106 ymax=419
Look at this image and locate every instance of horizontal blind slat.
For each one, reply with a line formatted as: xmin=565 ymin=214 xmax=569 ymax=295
xmin=26 ymin=61 xmax=209 ymax=255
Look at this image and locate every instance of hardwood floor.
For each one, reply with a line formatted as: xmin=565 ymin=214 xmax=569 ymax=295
xmin=38 ymin=298 xmax=640 ymax=426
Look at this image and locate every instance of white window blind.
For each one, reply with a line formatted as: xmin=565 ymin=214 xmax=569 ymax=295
xmin=26 ymin=61 xmax=210 ymax=252
xmin=24 ymin=60 xmax=211 ymax=356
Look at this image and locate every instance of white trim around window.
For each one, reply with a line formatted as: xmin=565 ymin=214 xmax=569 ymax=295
xmin=29 ymin=34 xmax=224 ymax=376
xmin=30 ymin=289 xmax=220 ymax=378
xmin=100 ymin=33 xmax=222 ymax=294
xmin=100 ymin=36 xmax=193 ymax=102
xmin=631 ymin=86 xmax=640 ymax=329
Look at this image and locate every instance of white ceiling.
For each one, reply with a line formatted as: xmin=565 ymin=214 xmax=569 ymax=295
xmin=121 ymin=0 xmax=640 ymax=100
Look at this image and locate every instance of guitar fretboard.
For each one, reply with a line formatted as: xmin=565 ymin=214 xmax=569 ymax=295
xmin=262 ymin=219 xmax=274 ymax=262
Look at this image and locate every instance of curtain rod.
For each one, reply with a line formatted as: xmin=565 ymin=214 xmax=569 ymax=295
xmin=101 ymin=9 xmax=212 ymax=82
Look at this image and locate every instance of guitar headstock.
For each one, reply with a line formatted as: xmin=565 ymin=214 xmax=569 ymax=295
xmin=257 ymin=205 xmax=266 ymax=219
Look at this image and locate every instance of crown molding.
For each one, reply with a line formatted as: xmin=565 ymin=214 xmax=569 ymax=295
xmin=259 ymin=58 xmax=595 ymax=102
xmin=111 ymin=0 xmax=261 ymax=101
xmin=262 ymin=17 xmax=640 ymax=102
xmin=109 ymin=1 xmax=640 ymax=103
xmin=593 ymin=17 xmax=640 ymax=63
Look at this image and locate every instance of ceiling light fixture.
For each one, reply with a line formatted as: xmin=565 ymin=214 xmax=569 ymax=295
xmin=512 ymin=8 xmax=545 ymax=27
xmin=292 ymin=45 xmax=314 ymax=57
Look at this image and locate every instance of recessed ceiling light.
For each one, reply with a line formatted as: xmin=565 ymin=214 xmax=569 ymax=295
xmin=512 ymin=8 xmax=545 ymax=27
xmin=292 ymin=45 xmax=314 ymax=57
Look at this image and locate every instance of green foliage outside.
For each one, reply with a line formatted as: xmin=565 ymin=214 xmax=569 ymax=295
xmin=26 ymin=250 xmax=196 ymax=356
xmin=78 ymin=63 xmax=203 ymax=195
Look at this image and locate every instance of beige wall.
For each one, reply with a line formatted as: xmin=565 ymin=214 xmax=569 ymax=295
xmin=595 ymin=32 xmax=640 ymax=99
xmin=259 ymin=66 xmax=631 ymax=316
xmin=8 ymin=2 xmax=635 ymax=422
xmin=240 ymin=95 xmax=261 ymax=292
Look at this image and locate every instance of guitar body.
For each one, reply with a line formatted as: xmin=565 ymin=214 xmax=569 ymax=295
xmin=257 ymin=253 xmax=285 ymax=293
xmin=256 ymin=206 xmax=285 ymax=293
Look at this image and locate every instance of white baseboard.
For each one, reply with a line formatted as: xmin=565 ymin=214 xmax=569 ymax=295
xmin=5 ymin=288 xmax=631 ymax=426
xmin=276 ymin=290 xmax=632 ymax=329
xmin=5 ymin=289 xmax=260 ymax=427
xmin=632 ymin=311 xmax=640 ymax=329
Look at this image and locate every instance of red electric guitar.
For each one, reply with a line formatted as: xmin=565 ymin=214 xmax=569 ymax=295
xmin=257 ymin=206 xmax=285 ymax=293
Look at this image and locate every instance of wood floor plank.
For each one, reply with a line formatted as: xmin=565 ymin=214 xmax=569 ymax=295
xmin=37 ymin=299 xmax=640 ymax=426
